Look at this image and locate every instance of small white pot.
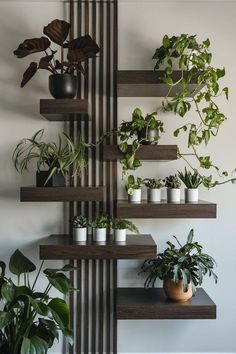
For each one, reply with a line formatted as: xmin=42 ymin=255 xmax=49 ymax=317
xmin=167 ymin=188 xmax=181 ymax=203
xmin=114 ymin=229 xmax=126 ymax=242
xmin=128 ymin=189 xmax=141 ymax=203
xmin=74 ymin=227 xmax=87 ymax=242
xmin=185 ymin=188 xmax=199 ymax=203
xmin=93 ymin=228 xmax=107 ymax=242
xmin=147 ymin=188 xmax=161 ymax=203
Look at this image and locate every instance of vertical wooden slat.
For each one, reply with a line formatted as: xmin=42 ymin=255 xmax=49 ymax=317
xmin=113 ymin=260 xmax=118 ymax=354
xmin=84 ymin=260 xmax=89 ymax=354
xmin=99 ymin=1 xmax=104 ymax=212
xmin=99 ymin=260 xmax=104 ymax=353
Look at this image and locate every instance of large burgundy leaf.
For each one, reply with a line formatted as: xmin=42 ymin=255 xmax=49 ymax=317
xmin=67 ymin=35 xmax=100 ymax=62
xmin=43 ymin=19 xmax=70 ymax=45
xmin=21 ymin=62 xmax=38 ymax=87
xmin=14 ymin=37 xmax=50 ymax=58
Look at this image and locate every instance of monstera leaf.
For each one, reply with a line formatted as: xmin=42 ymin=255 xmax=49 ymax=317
xmin=14 ymin=37 xmax=50 ymax=58
xmin=67 ymin=35 xmax=99 ymax=62
xmin=44 ymin=19 xmax=70 ymax=45
xmin=21 ymin=62 xmax=38 ymax=87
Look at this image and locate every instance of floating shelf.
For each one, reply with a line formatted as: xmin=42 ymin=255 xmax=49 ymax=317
xmin=117 ymin=70 xmax=204 ymax=97
xmin=116 ymin=200 xmax=217 ymax=219
xmin=116 ymin=288 xmax=216 ymax=320
xmin=103 ymin=145 xmax=177 ymax=161
xmin=40 ymin=234 xmax=157 ymax=260
xmin=40 ymin=99 xmax=89 ymax=121
xmin=20 ymin=186 xmax=104 ymax=202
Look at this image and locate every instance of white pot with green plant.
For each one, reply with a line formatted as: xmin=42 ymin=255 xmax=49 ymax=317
xmin=111 ymin=218 xmax=139 ymax=242
xmin=165 ymin=175 xmax=181 ymax=203
xmin=72 ymin=215 xmax=87 ymax=242
xmin=178 ymin=168 xmax=202 ymax=203
xmin=90 ymin=214 xmax=110 ymax=242
xmin=140 ymin=229 xmax=217 ymax=302
xmin=144 ymin=178 xmax=164 ymax=203
xmin=126 ymin=175 xmax=143 ymax=203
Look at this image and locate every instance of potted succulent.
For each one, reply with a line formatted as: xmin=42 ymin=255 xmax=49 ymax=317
xmin=165 ymin=175 xmax=181 ymax=203
xmin=14 ymin=19 xmax=99 ymax=98
xmin=90 ymin=214 xmax=110 ymax=242
xmin=126 ymin=175 xmax=143 ymax=203
xmin=13 ymin=129 xmax=89 ymax=187
xmin=144 ymin=178 xmax=164 ymax=203
xmin=140 ymin=229 xmax=217 ymax=302
xmin=111 ymin=218 xmax=139 ymax=242
xmin=72 ymin=215 xmax=88 ymax=242
xmin=178 ymin=168 xmax=202 ymax=202
xmin=0 ymin=249 xmax=77 ymax=354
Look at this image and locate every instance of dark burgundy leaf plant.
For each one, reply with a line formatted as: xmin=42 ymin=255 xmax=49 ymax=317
xmin=14 ymin=19 xmax=100 ymax=87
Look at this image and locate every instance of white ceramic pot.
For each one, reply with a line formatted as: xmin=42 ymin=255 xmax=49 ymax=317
xmin=167 ymin=188 xmax=181 ymax=203
xmin=74 ymin=227 xmax=87 ymax=242
xmin=114 ymin=229 xmax=126 ymax=242
xmin=93 ymin=228 xmax=107 ymax=242
xmin=128 ymin=189 xmax=141 ymax=203
xmin=147 ymin=188 xmax=161 ymax=203
xmin=185 ymin=188 xmax=199 ymax=203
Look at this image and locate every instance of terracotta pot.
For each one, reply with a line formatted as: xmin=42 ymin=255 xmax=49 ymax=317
xmin=163 ymin=278 xmax=193 ymax=302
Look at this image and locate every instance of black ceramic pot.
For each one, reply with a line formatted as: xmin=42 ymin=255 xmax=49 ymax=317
xmin=137 ymin=128 xmax=159 ymax=145
xmin=49 ymin=74 xmax=77 ymax=99
xmin=36 ymin=171 xmax=65 ymax=187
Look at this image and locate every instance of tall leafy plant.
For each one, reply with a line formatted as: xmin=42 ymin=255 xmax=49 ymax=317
xmin=0 ymin=249 xmax=77 ymax=354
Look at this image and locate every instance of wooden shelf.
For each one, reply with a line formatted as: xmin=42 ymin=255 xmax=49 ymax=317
xmin=103 ymin=145 xmax=177 ymax=161
xmin=40 ymin=99 xmax=89 ymax=121
xmin=20 ymin=186 xmax=104 ymax=202
xmin=116 ymin=200 xmax=217 ymax=219
xmin=116 ymin=288 xmax=216 ymax=320
xmin=117 ymin=70 xmax=204 ymax=97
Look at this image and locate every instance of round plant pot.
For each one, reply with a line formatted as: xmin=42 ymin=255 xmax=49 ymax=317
xmin=128 ymin=189 xmax=141 ymax=203
xmin=147 ymin=188 xmax=161 ymax=203
xmin=49 ymin=74 xmax=78 ymax=99
xmin=167 ymin=188 xmax=181 ymax=203
xmin=185 ymin=188 xmax=199 ymax=203
xmin=93 ymin=228 xmax=107 ymax=242
xmin=114 ymin=229 xmax=126 ymax=242
xmin=163 ymin=278 xmax=193 ymax=302
xmin=74 ymin=227 xmax=87 ymax=242
xmin=137 ymin=128 xmax=159 ymax=145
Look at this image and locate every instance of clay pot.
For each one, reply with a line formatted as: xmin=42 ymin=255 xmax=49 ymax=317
xmin=163 ymin=278 xmax=193 ymax=302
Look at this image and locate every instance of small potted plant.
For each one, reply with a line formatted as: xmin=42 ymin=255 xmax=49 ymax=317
xmin=126 ymin=175 xmax=143 ymax=203
xmin=178 ymin=168 xmax=202 ymax=202
xmin=111 ymin=218 xmax=139 ymax=242
xmin=165 ymin=175 xmax=181 ymax=203
xmin=144 ymin=178 xmax=164 ymax=203
xmin=140 ymin=229 xmax=217 ymax=302
xmin=90 ymin=214 xmax=110 ymax=242
xmin=72 ymin=215 xmax=87 ymax=242
xmin=14 ymin=19 xmax=99 ymax=98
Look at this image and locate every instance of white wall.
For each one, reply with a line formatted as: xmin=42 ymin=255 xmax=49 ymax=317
xmin=0 ymin=1 xmax=236 ymax=354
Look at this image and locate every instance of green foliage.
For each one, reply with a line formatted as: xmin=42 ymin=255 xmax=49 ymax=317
xmin=144 ymin=178 xmax=164 ymax=189
xmin=111 ymin=218 xmax=139 ymax=233
xmin=126 ymin=175 xmax=143 ymax=195
xmin=13 ymin=129 xmax=91 ymax=185
xmin=178 ymin=168 xmax=202 ymax=188
xmin=140 ymin=229 xmax=217 ymax=293
xmin=165 ymin=175 xmax=181 ymax=189
xmin=0 ymin=250 xmax=77 ymax=354
xmin=71 ymin=216 xmax=87 ymax=228
xmin=90 ymin=214 xmax=110 ymax=229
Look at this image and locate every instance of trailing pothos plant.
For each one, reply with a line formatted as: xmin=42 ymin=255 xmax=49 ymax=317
xmin=118 ymin=108 xmax=164 ymax=176
xmin=153 ymin=34 xmax=236 ymax=188
xmin=13 ymin=19 xmax=99 ymax=87
xmin=0 ymin=249 xmax=77 ymax=354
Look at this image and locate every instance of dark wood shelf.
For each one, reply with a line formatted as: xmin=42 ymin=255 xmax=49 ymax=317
xmin=103 ymin=145 xmax=177 ymax=161
xmin=117 ymin=70 xmax=204 ymax=97
xmin=40 ymin=99 xmax=89 ymax=121
xmin=116 ymin=200 xmax=217 ymax=219
xmin=40 ymin=234 xmax=157 ymax=260
xmin=20 ymin=186 xmax=104 ymax=202
xmin=116 ymin=288 xmax=216 ymax=320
